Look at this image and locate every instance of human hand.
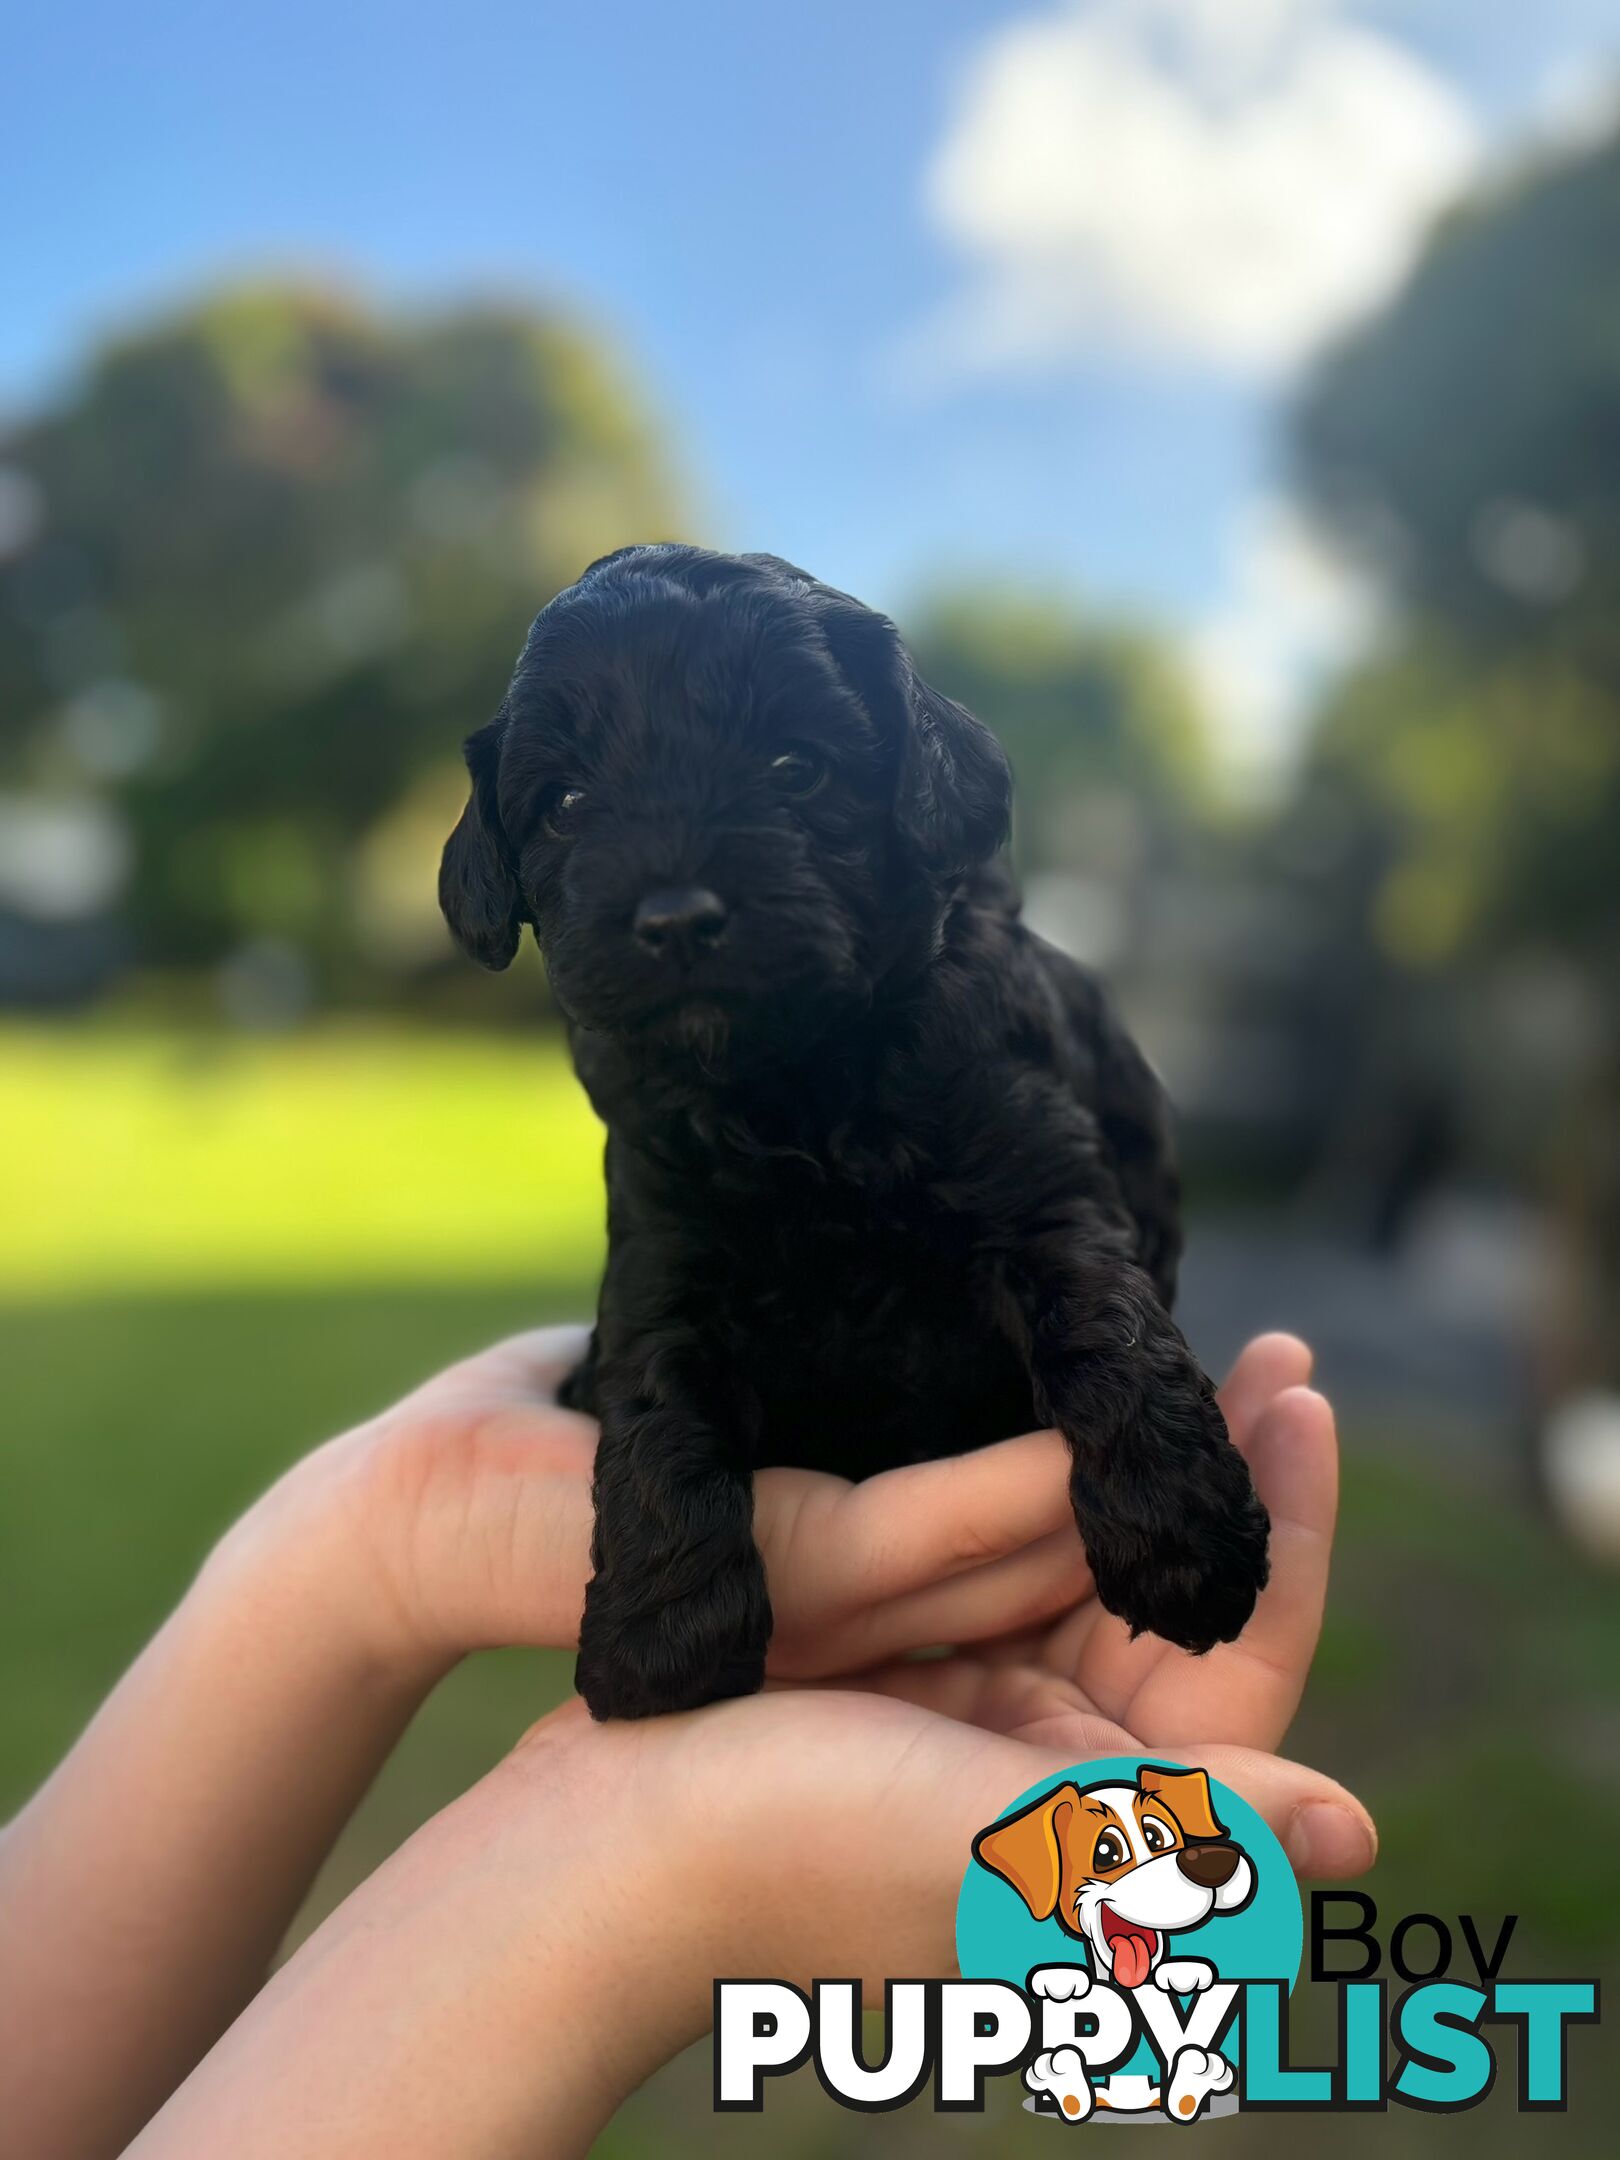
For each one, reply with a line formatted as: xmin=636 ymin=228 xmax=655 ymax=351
xmin=128 ymin=1656 xmax=1374 ymax=2160
xmin=860 ymin=1332 xmax=1362 ymax=1869
xmin=130 ymin=1329 xmax=1367 ymax=2158
xmin=24 ymin=1325 xmax=1347 ymax=2160
xmin=228 ymin=1324 xmax=1089 ymax=1686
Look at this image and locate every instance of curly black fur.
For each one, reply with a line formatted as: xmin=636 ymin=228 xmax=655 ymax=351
xmin=441 ymin=544 xmax=1269 ymax=1718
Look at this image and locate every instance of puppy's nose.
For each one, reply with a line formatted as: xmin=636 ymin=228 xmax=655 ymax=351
xmin=1177 ymin=1842 xmax=1241 ymax=1889
xmin=633 ymin=887 xmax=729 ymax=959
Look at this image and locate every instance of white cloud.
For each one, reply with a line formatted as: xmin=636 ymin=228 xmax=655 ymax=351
xmin=1187 ymin=495 xmax=1382 ymax=787
xmin=919 ymin=0 xmax=1480 ymax=379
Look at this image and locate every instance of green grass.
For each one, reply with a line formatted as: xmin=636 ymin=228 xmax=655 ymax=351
xmin=0 ymin=1021 xmax=605 ymax=1299
xmin=0 ymin=1284 xmax=587 ymax=1798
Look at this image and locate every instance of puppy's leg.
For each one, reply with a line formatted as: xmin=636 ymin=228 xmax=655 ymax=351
xmin=574 ymin=1339 xmax=771 ymax=1720
xmin=1031 ymin=1278 xmax=1260 ymax=1656
xmin=1013 ymin=1231 xmax=1269 ymax=1651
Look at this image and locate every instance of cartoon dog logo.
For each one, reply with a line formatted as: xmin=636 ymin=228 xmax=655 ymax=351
xmin=972 ymin=1764 xmax=1255 ymax=2122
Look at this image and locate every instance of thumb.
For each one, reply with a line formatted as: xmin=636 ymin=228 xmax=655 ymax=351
xmin=997 ymin=1716 xmax=1376 ymax=1881
xmin=1188 ymin=1743 xmax=1376 ymax=1879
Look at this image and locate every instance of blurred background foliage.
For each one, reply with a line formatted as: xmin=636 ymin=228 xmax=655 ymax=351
xmin=0 ymin=286 xmax=679 ymax=1001
xmin=1297 ymin=131 xmax=1620 ymax=985
xmin=3 ymin=47 xmax=1618 ymax=2158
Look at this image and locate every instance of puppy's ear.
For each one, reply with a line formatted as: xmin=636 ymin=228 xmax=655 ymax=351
xmin=797 ymin=580 xmax=1009 ymax=879
xmin=971 ymin=1781 xmax=1082 ymax=1922
xmin=439 ymin=716 xmax=526 ymax=970
xmin=1137 ymin=1765 xmax=1228 ymax=1844
xmin=896 ymin=670 xmax=1012 ymax=879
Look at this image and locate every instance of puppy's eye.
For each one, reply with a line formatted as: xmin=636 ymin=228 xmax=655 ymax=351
xmin=769 ymin=745 xmax=826 ymax=798
xmin=1142 ymin=1818 xmax=1173 ymax=1853
xmin=541 ymin=784 xmax=587 ymax=838
xmin=1092 ymin=1830 xmax=1127 ymax=1871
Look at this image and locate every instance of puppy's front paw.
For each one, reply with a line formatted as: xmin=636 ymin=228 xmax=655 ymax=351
xmin=575 ymin=1545 xmax=771 ymax=1720
xmin=1077 ymin=1383 xmax=1269 ymax=1654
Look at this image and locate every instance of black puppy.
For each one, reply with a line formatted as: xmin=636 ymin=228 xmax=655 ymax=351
xmin=441 ymin=544 xmax=1269 ymax=1720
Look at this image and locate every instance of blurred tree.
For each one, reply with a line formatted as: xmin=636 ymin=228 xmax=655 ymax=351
xmin=0 ymin=283 xmax=682 ymax=997
xmin=1294 ymin=128 xmax=1620 ymax=972
xmin=1292 ymin=125 xmax=1620 ymax=1379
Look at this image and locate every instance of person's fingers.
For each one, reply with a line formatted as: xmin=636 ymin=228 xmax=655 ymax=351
xmin=1118 ymin=1386 xmax=1339 ymax=1752
xmin=776 ymin=1338 xmax=1317 ymax=1653
xmin=409 ymin=1410 xmax=1060 ymax=1669
xmin=792 ymin=1528 xmax=1091 ymax=1676
xmin=1219 ymin=1332 xmax=1314 ymax=1453
xmin=788 ymin=1337 xmax=1312 ymax=1642
xmin=350 ymin=1331 xmax=601 ymax=1657
xmin=1232 ymin=1384 xmax=1339 ymax=1671
xmin=407 ymin=1427 xmax=598 ymax=1651
xmin=388 ymin=1330 xmax=1329 ymax=1697
xmin=1031 ymin=1349 xmax=1328 ymax=1723
xmin=815 ymin=1429 xmax=1077 ymax=1603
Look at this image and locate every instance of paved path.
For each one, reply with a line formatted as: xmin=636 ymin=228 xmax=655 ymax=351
xmin=1177 ymin=1210 xmax=1534 ymax=1460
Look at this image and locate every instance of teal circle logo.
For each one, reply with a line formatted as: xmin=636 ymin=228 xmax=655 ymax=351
xmin=956 ymin=1757 xmax=1301 ymax=2122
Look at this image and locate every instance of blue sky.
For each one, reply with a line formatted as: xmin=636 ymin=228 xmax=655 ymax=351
xmin=6 ymin=1 xmax=1617 ymax=773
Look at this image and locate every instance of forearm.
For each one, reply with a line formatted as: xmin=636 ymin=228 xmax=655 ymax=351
xmin=125 ymin=1713 xmax=717 ymax=2160
xmin=121 ymin=1697 xmax=1007 ymax=2160
xmin=0 ymin=1459 xmax=445 ymax=2160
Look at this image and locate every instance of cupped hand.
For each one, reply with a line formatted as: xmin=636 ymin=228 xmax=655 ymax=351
xmin=145 ymin=1338 xmax=1369 ymax=2159
xmin=858 ymin=1333 xmax=1362 ymax=1870
xmin=592 ymin=1665 xmax=1374 ymax=2001
xmin=542 ymin=1336 xmax=1366 ymax=1995
xmin=270 ymin=1324 xmax=1088 ymax=1683
xmin=124 ymin=1660 xmax=1375 ymax=2160
xmin=258 ymin=1324 xmax=1334 ymax=1759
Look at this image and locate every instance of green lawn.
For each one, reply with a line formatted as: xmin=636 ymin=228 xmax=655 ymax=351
xmin=0 ymin=1285 xmax=585 ymax=1825
xmin=0 ymin=1022 xmax=605 ymax=1299
xmin=3 ymin=1026 xmax=1614 ymax=2149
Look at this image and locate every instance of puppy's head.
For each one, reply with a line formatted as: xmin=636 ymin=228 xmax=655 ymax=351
xmin=972 ymin=1766 xmax=1254 ymax=1985
xmin=439 ymin=544 xmax=1010 ymax=1060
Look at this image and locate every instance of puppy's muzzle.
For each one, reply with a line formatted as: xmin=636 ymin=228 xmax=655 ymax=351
xmin=1176 ymin=1841 xmax=1242 ymax=1889
xmin=633 ymin=886 xmax=730 ymax=962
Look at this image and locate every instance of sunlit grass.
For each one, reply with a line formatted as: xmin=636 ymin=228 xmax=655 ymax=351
xmin=1 ymin=1023 xmax=605 ymax=1299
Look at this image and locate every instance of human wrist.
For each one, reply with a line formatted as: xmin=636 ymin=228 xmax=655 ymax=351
xmin=410 ymin=1706 xmax=727 ymax=2134
xmin=619 ymin=1691 xmax=981 ymax=1990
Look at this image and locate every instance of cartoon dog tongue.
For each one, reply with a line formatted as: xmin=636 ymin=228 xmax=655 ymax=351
xmin=1102 ymin=1909 xmax=1157 ymax=1988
